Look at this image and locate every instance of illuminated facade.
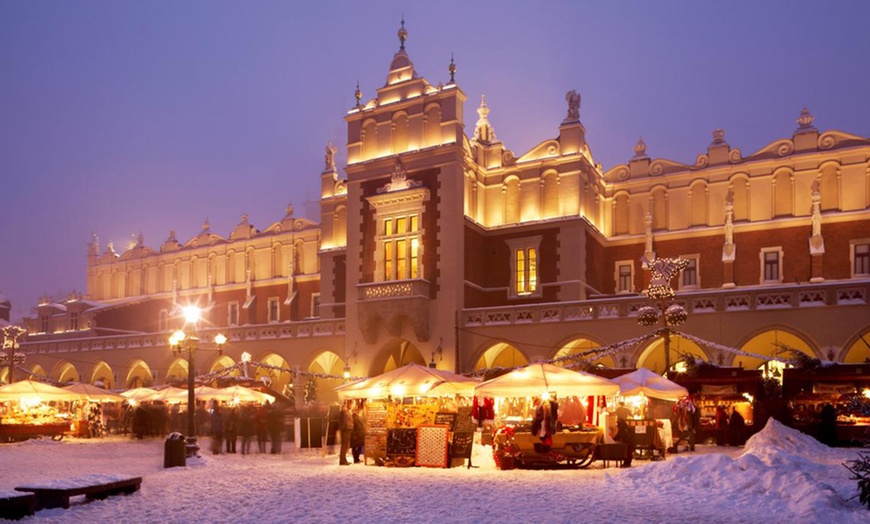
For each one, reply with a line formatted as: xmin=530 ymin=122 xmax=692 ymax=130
xmin=14 ymin=24 xmax=870 ymax=401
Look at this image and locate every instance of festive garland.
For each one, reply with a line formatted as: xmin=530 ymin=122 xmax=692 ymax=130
xmin=671 ymin=329 xmax=790 ymax=365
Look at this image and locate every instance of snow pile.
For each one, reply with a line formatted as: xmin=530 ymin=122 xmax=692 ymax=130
xmin=614 ymin=419 xmax=864 ymax=522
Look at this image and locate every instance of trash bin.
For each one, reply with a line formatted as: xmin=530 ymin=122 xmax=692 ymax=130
xmin=164 ymin=432 xmax=187 ymax=468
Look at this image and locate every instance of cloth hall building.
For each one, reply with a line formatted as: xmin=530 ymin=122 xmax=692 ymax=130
xmin=9 ymin=26 xmax=870 ymax=404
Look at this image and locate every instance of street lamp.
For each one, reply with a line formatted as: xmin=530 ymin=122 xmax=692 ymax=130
xmin=167 ymin=306 xmax=226 ymax=455
xmin=1 ymin=325 xmax=27 ymax=384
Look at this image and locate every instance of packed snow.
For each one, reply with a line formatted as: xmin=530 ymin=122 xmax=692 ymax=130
xmin=0 ymin=419 xmax=867 ymax=523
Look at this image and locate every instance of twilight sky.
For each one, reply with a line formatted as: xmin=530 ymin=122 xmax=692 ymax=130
xmin=2 ymin=1 xmax=869 ymax=322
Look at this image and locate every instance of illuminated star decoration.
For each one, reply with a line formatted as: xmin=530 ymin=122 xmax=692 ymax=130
xmin=642 ymin=256 xmax=689 ymax=300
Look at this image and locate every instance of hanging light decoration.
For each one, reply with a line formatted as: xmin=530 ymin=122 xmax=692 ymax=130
xmin=665 ymin=304 xmax=688 ymax=326
xmin=637 ymin=305 xmax=659 ymax=326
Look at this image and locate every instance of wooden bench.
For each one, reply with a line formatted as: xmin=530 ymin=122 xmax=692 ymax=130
xmin=15 ymin=474 xmax=142 ymax=510
xmin=0 ymin=490 xmax=36 ymax=520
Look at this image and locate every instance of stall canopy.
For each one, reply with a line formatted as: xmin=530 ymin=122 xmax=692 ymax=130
xmin=474 ymin=363 xmax=620 ymax=398
xmin=335 ymin=363 xmax=479 ymax=400
xmin=62 ymin=382 xmax=126 ymax=403
xmin=0 ymin=380 xmax=84 ymax=402
xmin=219 ymin=385 xmax=275 ymax=404
xmin=120 ymin=387 xmax=157 ymax=401
xmin=143 ymin=386 xmax=188 ymax=403
xmin=612 ymin=368 xmax=688 ymax=401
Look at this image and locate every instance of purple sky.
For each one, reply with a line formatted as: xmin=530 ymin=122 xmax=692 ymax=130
xmin=2 ymin=1 xmax=869 ymax=322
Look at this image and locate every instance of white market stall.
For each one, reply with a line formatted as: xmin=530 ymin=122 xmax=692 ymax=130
xmin=473 ymin=363 xmax=620 ymax=469
xmin=334 ymin=363 xmax=480 ymax=468
xmin=0 ymin=380 xmax=84 ymax=441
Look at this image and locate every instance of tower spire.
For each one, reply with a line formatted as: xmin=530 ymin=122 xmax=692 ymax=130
xmin=398 ymin=16 xmax=407 ymax=51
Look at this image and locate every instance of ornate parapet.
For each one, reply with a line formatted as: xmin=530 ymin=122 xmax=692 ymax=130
xmin=356 ymin=279 xmax=431 ymax=344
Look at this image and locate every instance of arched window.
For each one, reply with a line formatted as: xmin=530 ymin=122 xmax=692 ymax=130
xmin=272 ymin=243 xmax=283 ymax=278
xmin=392 ymin=113 xmax=409 ymax=154
xmin=334 ymin=206 xmax=347 ymax=247
xmin=651 ymin=187 xmax=667 ymax=230
xmin=294 ymin=240 xmax=304 ymax=276
xmin=542 ymin=171 xmax=560 ymax=219
xmin=504 ymin=178 xmax=520 ymax=224
xmin=690 ymin=181 xmax=708 ymax=226
xmin=819 ymin=163 xmax=839 ymax=211
xmin=731 ymin=176 xmax=749 ymax=221
xmin=361 ymin=120 xmax=377 ymax=160
xmin=614 ymin=193 xmax=630 ymax=235
xmin=774 ymin=170 xmax=793 ymax=217
xmin=424 ymin=105 xmax=441 ymax=147
xmin=227 ymin=251 xmax=237 ymax=284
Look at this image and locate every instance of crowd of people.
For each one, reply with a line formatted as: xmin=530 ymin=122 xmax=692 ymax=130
xmin=208 ymin=401 xmax=287 ymax=455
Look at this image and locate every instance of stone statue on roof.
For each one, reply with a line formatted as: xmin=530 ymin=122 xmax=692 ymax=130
xmin=565 ymin=90 xmax=581 ymax=122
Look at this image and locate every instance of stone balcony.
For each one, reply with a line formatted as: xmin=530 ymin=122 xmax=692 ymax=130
xmin=461 ymin=280 xmax=870 ymax=327
xmin=356 ymin=279 xmax=432 ymax=344
xmin=21 ymin=318 xmax=346 ymax=355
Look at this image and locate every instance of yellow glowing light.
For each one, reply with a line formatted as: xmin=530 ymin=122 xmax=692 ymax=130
xmin=390 ymin=384 xmax=406 ymax=397
xmin=541 ymin=390 xmax=551 ymax=401
xmin=169 ymin=330 xmax=185 ymax=346
xmin=674 ymin=361 xmax=688 ymax=373
xmin=182 ymin=306 xmax=201 ymax=324
xmin=863 ymin=388 xmax=870 ymax=399
xmin=213 ymin=333 xmax=227 ymax=346
xmin=343 ymin=368 xmax=351 ymax=380
xmin=20 ymin=396 xmax=42 ymax=409
xmin=742 ymin=393 xmax=754 ymax=403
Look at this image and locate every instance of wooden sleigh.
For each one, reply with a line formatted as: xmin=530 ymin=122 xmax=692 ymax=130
xmin=494 ymin=429 xmax=602 ymax=469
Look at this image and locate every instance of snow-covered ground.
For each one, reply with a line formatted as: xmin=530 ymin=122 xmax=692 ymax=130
xmin=0 ymin=420 xmax=867 ymax=523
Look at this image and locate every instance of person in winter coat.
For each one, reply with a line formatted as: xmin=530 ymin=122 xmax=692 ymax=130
xmin=338 ymin=403 xmax=353 ymax=465
xmin=267 ymin=403 xmax=283 ymax=454
xmin=351 ymin=405 xmax=365 ymax=464
xmin=224 ymin=407 xmax=239 ymax=454
xmin=210 ymin=405 xmax=224 ymax=455
xmin=239 ymin=405 xmax=255 ymax=455
xmin=613 ymin=417 xmax=636 ymax=467
xmin=715 ymin=405 xmax=728 ymax=446
xmin=729 ymin=407 xmax=745 ymax=446
xmin=255 ymin=405 xmax=269 ymax=453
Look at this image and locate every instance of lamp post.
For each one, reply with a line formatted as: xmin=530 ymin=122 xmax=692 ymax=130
xmin=1 ymin=325 xmax=27 ymax=384
xmin=168 ymin=306 xmax=226 ymax=455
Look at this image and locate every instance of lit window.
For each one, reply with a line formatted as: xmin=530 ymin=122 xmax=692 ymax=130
xmin=311 ymin=293 xmax=321 ymax=318
xmin=515 ymin=248 xmax=538 ymax=295
xmin=617 ymin=263 xmax=633 ymax=293
xmin=228 ymin=303 xmax=239 ymax=326
xmin=381 ymin=214 xmax=421 ymax=281
xmin=760 ymin=248 xmax=783 ymax=283
xmin=267 ymin=297 xmax=280 ymax=323
xmin=69 ymin=311 xmax=79 ymax=331
xmin=507 ymin=237 xmax=542 ymax=298
xmin=679 ymin=255 xmax=700 ymax=289
xmin=854 ymin=242 xmax=870 ymax=276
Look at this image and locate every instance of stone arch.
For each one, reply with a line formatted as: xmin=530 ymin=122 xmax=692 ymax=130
xmin=125 ymin=359 xmax=154 ymax=388
xmin=89 ymin=360 xmax=115 ymax=389
xmin=613 ymin=191 xmax=630 ymax=235
xmin=736 ymin=327 xmax=817 ymax=371
xmin=635 ymin=333 xmax=711 ymax=375
xmin=163 ymin=357 xmax=188 ymax=386
xmin=541 ymin=170 xmax=560 ymax=219
xmin=369 ymin=338 xmax=426 ymax=375
xmin=819 ymin=161 xmax=840 ymax=211
xmin=773 ymin=168 xmax=794 ymax=217
xmin=553 ymin=336 xmax=614 ymax=368
xmin=690 ymin=180 xmax=708 ymax=226
xmin=841 ymin=328 xmax=870 ymax=363
xmin=503 ymin=176 xmax=520 ymax=224
xmin=729 ymin=174 xmax=749 ymax=221
xmin=52 ymin=361 xmax=79 ymax=384
xmin=307 ymin=349 xmax=345 ymax=406
xmin=253 ymin=353 xmax=293 ymax=393
xmin=472 ymin=341 xmax=529 ymax=372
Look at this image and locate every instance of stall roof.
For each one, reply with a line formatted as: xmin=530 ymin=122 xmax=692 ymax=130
xmin=335 ymin=363 xmax=478 ymax=400
xmin=474 ymin=362 xmax=619 ymax=398
xmin=612 ymin=368 xmax=688 ymax=401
